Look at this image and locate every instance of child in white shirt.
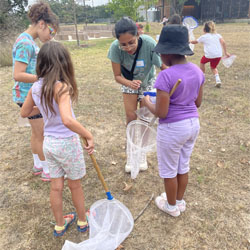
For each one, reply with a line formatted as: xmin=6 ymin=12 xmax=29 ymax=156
xmin=191 ymin=21 xmax=230 ymax=88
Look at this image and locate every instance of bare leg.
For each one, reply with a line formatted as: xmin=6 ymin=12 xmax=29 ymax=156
xmin=68 ymin=179 xmax=86 ymax=222
xmin=211 ymin=67 xmax=218 ymax=76
xmin=164 ymin=177 xmax=177 ymax=205
xmin=29 ymin=118 xmax=45 ymax=161
xmin=200 ymin=63 xmax=205 ymax=73
xmin=176 ymin=173 xmax=188 ymax=200
xmin=50 ymin=177 xmax=65 ymax=226
xmin=122 ymin=93 xmax=138 ymax=125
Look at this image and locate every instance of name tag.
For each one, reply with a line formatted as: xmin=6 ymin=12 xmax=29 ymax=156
xmin=136 ymin=60 xmax=145 ymax=68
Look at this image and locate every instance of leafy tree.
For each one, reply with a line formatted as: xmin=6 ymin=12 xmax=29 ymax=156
xmin=0 ymin=0 xmax=28 ymax=38
xmin=107 ymin=0 xmax=142 ymax=21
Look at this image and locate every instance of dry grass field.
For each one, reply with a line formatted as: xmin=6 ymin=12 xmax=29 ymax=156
xmin=0 ymin=22 xmax=249 ymax=250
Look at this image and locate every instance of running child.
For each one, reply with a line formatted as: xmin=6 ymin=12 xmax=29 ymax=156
xmin=191 ymin=21 xmax=230 ymax=88
xmin=142 ymin=25 xmax=204 ymax=217
xmin=12 ymin=1 xmax=59 ymax=181
xmin=21 ymin=41 xmax=94 ymax=236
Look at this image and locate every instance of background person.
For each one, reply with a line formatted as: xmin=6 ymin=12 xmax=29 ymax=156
xmin=20 ymin=41 xmax=94 ymax=236
xmin=142 ymin=25 xmax=204 ymax=217
xmin=12 ymin=1 xmax=59 ymax=181
xmin=108 ymin=17 xmax=167 ymax=173
xmin=191 ymin=21 xmax=230 ymax=88
xmin=136 ymin=23 xmax=144 ymax=35
xmin=168 ymin=14 xmax=182 ymax=25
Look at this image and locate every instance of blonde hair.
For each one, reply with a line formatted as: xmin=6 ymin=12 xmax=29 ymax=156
xmin=204 ymin=21 xmax=216 ymax=33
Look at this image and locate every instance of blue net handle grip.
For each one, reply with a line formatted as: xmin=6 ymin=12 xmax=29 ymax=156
xmin=143 ymin=91 xmax=157 ymax=97
xmin=106 ymin=191 xmax=113 ymax=200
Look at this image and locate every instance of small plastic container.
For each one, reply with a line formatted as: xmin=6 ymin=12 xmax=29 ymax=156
xmin=143 ymin=89 xmax=157 ymax=104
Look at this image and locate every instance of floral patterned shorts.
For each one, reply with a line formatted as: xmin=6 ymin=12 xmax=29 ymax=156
xmin=121 ymin=77 xmax=156 ymax=101
xmin=43 ymin=135 xmax=86 ymax=180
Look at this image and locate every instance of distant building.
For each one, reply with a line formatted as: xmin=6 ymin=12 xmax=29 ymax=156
xmin=156 ymin=0 xmax=250 ymax=21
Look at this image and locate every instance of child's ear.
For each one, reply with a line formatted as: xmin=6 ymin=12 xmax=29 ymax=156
xmin=39 ymin=20 xmax=46 ymax=30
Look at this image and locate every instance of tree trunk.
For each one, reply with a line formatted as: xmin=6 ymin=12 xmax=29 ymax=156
xmin=171 ymin=0 xmax=184 ymax=15
xmin=72 ymin=0 xmax=80 ymax=47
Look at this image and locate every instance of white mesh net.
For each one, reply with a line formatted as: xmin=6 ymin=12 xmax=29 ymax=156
xmin=126 ymin=120 xmax=157 ymax=179
xmin=135 ymin=106 xmax=155 ymax=123
xmin=62 ymin=199 xmax=134 ymax=250
xmin=189 ymin=29 xmax=195 ymax=51
xmin=222 ymin=55 xmax=236 ymax=68
xmin=183 ymin=16 xmax=199 ymax=29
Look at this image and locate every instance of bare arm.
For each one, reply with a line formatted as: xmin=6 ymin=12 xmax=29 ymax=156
xmin=190 ymin=40 xmax=198 ymax=44
xmin=111 ymin=62 xmax=141 ymax=90
xmin=142 ymin=89 xmax=170 ymax=119
xmin=56 ymin=83 xmax=94 ymax=154
xmin=20 ymin=89 xmax=40 ymax=117
xmin=220 ymin=38 xmax=230 ymax=57
xmin=13 ymin=61 xmax=38 ymax=83
xmin=160 ymin=63 xmax=168 ymax=70
xmin=195 ymin=84 xmax=203 ymax=108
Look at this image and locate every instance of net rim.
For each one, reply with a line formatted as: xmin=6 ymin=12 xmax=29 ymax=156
xmin=183 ymin=16 xmax=199 ymax=29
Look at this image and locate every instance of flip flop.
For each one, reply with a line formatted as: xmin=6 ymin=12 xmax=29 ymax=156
xmin=54 ymin=212 xmax=76 ymax=237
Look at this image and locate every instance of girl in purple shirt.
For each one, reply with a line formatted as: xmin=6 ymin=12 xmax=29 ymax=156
xmin=143 ymin=25 xmax=204 ymax=217
xmin=21 ymin=41 xmax=94 ymax=236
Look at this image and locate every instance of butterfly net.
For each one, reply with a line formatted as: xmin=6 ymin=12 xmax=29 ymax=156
xmin=126 ymin=119 xmax=157 ymax=179
xmin=222 ymin=55 xmax=236 ymax=68
xmin=62 ymin=198 xmax=134 ymax=250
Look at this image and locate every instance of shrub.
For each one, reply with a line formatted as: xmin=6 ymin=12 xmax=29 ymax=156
xmin=145 ymin=23 xmax=150 ymax=33
xmin=0 ymin=42 xmax=13 ymax=67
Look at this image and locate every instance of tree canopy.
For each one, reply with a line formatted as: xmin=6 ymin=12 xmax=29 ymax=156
xmin=0 ymin=0 xmax=28 ymax=38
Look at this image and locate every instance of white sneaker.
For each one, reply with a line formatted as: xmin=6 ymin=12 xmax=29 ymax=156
xmin=125 ymin=161 xmax=148 ymax=173
xmin=125 ymin=163 xmax=132 ymax=173
xmin=139 ymin=161 xmax=148 ymax=171
xmin=155 ymin=196 xmax=180 ymax=217
xmin=215 ymin=78 xmax=222 ymax=88
xmin=160 ymin=192 xmax=186 ymax=212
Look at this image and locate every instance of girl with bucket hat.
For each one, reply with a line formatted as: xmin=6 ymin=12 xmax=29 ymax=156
xmin=142 ymin=25 xmax=204 ymax=217
xmin=107 ymin=17 xmax=167 ymax=173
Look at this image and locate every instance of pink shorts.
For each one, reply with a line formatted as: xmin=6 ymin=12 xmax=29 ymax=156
xmin=200 ymin=56 xmax=221 ymax=69
xmin=157 ymin=118 xmax=200 ymax=178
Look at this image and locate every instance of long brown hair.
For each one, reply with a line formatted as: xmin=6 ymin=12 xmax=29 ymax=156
xmin=36 ymin=41 xmax=78 ymax=116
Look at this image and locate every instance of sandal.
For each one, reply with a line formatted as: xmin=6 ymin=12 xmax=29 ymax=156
xmin=53 ymin=212 xmax=76 ymax=237
xmin=77 ymin=213 xmax=89 ymax=232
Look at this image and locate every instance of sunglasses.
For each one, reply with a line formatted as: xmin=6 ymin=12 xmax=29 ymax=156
xmin=47 ymin=25 xmax=56 ymax=37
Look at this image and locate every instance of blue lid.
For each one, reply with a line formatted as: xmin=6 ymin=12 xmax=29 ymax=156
xmin=143 ymin=91 xmax=157 ymax=97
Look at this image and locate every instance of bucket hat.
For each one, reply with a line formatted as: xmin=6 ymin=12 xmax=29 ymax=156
xmin=153 ymin=24 xmax=194 ymax=56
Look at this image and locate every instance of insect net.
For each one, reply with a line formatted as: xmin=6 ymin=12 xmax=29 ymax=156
xmin=183 ymin=16 xmax=199 ymax=51
xmin=222 ymin=55 xmax=236 ymax=68
xmin=62 ymin=199 xmax=134 ymax=250
xmin=126 ymin=119 xmax=157 ymax=179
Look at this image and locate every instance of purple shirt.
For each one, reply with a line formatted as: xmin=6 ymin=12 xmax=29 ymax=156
xmin=154 ymin=62 xmax=205 ymax=123
xmin=32 ymin=79 xmax=76 ymax=138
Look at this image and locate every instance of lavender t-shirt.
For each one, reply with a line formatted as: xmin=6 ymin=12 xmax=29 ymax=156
xmin=32 ymin=79 xmax=76 ymax=138
xmin=154 ymin=62 xmax=205 ymax=124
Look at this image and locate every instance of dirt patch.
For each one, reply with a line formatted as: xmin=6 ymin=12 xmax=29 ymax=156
xmin=0 ymin=23 xmax=249 ymax=250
